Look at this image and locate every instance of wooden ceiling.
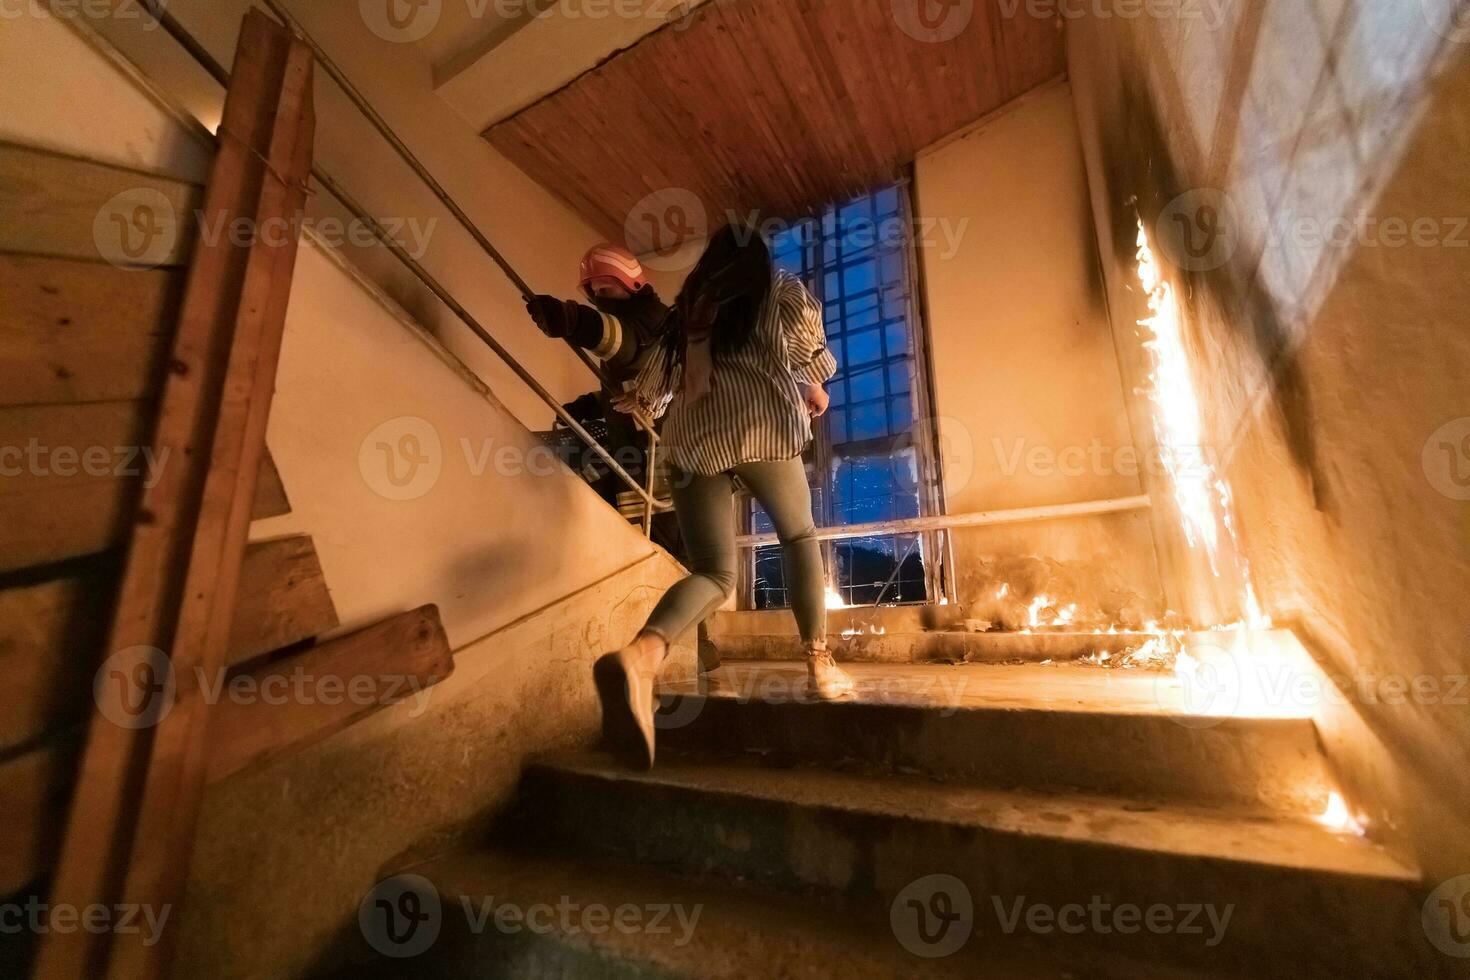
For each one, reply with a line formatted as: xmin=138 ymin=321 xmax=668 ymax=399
xmin=484 ymin=0 xmax=1063 ymax=252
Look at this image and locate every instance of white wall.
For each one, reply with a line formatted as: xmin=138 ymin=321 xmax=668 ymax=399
xmin=84 ymin=0 xmax=617 ymax=430
xmin=1067 ymin=0 xmax=1470 ymax=882
xmin=913 ymin=82 xmax=1163 ymax=620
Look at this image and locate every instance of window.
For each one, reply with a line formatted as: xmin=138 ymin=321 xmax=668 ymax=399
xmin=747 ymin=183 xmax=942 ymax=609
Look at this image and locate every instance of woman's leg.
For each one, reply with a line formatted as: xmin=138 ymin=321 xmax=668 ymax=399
xmin=733 ymin=457 xmax=826 ymax=645
xmin=636 ymin=467 xmax=739 ymax=662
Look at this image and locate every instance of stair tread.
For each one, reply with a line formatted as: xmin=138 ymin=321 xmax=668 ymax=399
xmin=409 ymin=847 xmax=1212 ymax=979
xmin=535 ymin=752 xmax=1418 ymax=883
xmin=660 ymin=661 xmax=1312 ymax=722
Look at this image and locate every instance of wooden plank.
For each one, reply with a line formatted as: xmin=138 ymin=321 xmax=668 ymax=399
xmin=0 ymin=606 xmax=447 ymax=901
xmin=0 ymin=565 xmax=113 ymax=755
xmin=35 ymin=14 xmax=310 ymax=978
xmin=106 ymin=17 xmax=316 ymax=976
xmin=0 ymin=738 xmax=78 ymax=898
xmin=227 ymin=534 xmax=337 ymax=667
xmin=0 ymin=456 xmax=294 ymax=574
xmin=0 ymin=142 xmax=202 ymax=267
xmin=0 ymin=253 xmax=184 ymax=406
xmin=0 ymin=479 xmax=135 ymax=575
xmin=0 ymin=401 xmax=153 ymax=499
xmin=0 ymin=535 xmax=335 ymax=756
xmin=206 ymin=606 xmax=453 ymax=784
xmin=251 ymin=447 xmax=291 ymax=520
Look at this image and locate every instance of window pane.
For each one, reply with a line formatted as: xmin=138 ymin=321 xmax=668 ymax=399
xmin=885 ymin=320 xmax=909 ymax=357
xmin=846 ymin=329 xmax=882 ymax=366
xmin=848 ymin=365 xmax=885 ymax=402
xmin=889 ymin=362 xmax=911 ymax=394
xmin=890 ymin=395 xmax=913 ymax=433
xmin=848 ymin=400 xmax=888 ymax=441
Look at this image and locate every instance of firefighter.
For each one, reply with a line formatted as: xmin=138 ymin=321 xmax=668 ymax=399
xmin=525 ymin=244 xmax=678 ymax=542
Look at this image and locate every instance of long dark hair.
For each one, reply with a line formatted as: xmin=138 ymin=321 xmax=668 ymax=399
xmin=660 ymin=224 xmax=773 ymax=387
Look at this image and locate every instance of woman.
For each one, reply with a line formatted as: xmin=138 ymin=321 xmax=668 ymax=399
xmin=597 ymin=225 xmax=854 ymax=769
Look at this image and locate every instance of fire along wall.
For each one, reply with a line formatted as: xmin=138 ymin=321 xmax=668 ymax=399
xmin=1066 ymin=2 xmax=1470 ymax=882
xmin=912 ymin=81 xmax=1165 ymax=626
xmin=2 ymin=11 xmax=687 ymax=978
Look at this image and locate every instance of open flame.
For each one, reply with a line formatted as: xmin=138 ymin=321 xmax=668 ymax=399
xmin=1316 ymin=791 xmax=1368 ymax=837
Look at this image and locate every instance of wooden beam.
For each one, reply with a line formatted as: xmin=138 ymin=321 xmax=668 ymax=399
xmin=105 ymin=16 xmax=316 ymax=975
xmin=0 ymin=254 xmax=184 ymax=407
xmin=227 ymin=534 xmax=337 ymax=667
xmin=35 ymin=14 xmax=313 ymax=978
xmin=207 ymin=606 xmax=453 ymax=784
xmin=0 ymin=142 xmax=202 ymax=267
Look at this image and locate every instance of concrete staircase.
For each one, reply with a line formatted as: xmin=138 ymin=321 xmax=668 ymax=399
xmin=381 ymin=656 xmax=1444 ymax=977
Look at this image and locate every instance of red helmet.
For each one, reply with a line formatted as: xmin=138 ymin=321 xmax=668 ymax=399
xmin=579 ymin=243 xmax=647 ymax=298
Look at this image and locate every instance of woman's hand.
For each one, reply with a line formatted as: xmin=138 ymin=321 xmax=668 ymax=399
xmin=610 ymin=391 xmax=642 ymax=415
xmin=799 ymin=383 xmax=830 ymax=418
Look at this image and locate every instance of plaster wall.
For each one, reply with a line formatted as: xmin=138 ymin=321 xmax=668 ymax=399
xmin=1066 ymin=0 xmax=1470 ymax=881
xmin=913 ymin=82 xmax=1162 ymax=618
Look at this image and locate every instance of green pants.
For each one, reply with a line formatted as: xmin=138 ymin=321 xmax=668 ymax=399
xmin=642 ymin=456 xmax=826 ymax=646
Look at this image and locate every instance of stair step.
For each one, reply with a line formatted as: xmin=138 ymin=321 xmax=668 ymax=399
xmin=396 ymin=849 xmax=1211 ymax=979
xmin=520 ymin=753 xmax=1434 ymax=975
xmin=656 ymin=662 xmax=1333 ymax=815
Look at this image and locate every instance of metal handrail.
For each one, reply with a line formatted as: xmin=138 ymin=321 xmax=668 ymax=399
xmin=256 ymin=0 xmax=661 ymax=444
xmin=145 ymin=4 xmax=669 ymax=516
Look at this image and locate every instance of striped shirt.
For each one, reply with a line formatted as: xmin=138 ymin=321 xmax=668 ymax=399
xmin=629 ymin=271 xmax=838 ymax=477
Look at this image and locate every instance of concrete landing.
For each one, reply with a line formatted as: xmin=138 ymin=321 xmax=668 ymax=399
xmin=405 ymin=849 xmax=1213 ymax=979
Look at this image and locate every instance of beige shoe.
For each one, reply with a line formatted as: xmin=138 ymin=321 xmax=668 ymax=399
xmin=594 ymin=646 xmax=657 ymax=769
xmin=803 ymin=641 xmax=854 ymax=701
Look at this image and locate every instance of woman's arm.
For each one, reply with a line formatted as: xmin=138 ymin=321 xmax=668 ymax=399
xmin=611 ymin=339 xmax=677 ymax=419
xmin=776 ymin=274 xmax=838 ymax=386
